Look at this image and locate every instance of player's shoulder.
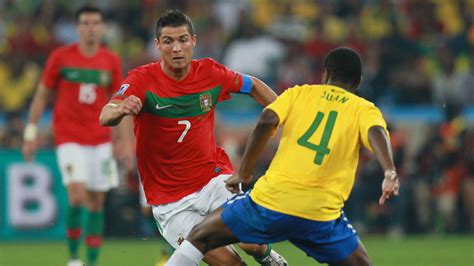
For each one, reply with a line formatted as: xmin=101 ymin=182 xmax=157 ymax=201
xmin=49 ymin=43 xmax=76 ymax=57
xmin=193 ymin=57 xmax=226 ymax=71
xmin=195 ymin=57 xmax=219 ymax=66
xmin=351 ymin=92 xmax=377 ymax=108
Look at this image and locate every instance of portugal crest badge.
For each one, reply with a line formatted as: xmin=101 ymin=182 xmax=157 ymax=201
xmin=177 ymin=234 xmax=185 ymax=246
xmin=199 ymin=93 xmax=212 ymax=112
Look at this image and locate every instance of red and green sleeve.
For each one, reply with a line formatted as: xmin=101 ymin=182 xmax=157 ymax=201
xmin=211 ymin=60 xmax=253 ymax=102
xmin=41 ymin=49 xmax=61 ymax=89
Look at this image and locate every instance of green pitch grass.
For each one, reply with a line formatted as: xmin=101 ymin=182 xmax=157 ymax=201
xmin=0 ymin=235 xmax=473 ymax=266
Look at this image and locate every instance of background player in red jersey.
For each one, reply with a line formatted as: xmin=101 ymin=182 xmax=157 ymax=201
xmin=100 ymin=10 xmax=287 ymax=266
xmin=22 ymin=5 xmax=133 ymax=266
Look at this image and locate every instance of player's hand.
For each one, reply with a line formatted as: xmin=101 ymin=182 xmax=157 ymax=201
xmin=120 ymin=95 xmax=142 ymax=116
xmin=22 ymin=140 xmax=37 ymax=162
xmin=225 ymin=174 xmax=252 ymax=194
xmin=379 ymin=170 xmax=400 ymax=205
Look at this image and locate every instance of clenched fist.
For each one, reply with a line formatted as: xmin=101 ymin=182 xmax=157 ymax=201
xmin=120 ymin=95 xmax=142 ymax=116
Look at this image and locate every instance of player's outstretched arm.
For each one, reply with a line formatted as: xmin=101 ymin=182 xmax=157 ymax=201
xmin=249 ymin=76 xmax=277 ymax=107
xmin=368 ymin=126 xmax=400 ymax=205
xmin=99 ymin=96 xmax=142 ymax=126
xmin=22 ymin=83 xmax=51 ymax=161
xmin=227 ymin=109 xmax=279 ymax=193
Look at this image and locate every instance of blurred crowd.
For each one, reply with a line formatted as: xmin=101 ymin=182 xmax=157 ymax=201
xmin=1 ymin=0 xmax=474 ymax=235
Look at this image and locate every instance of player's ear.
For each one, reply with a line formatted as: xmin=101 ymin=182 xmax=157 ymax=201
xmin=322 ymin=68 xmax=329 ymax=84
xmin=155 ymin=38 xmax=160 ymax=48
xmin=191 ymin=34 xmax=197 ymax=47
xmin=354 ymin=75 xmax=362 ymax=89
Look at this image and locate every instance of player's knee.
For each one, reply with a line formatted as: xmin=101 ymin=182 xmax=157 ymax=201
xmin=68 ymin=192 xmax=86 ymax=206
xmin=358 ymin=252 xmax=371 ymax=266
xmin=86 ymin=200 xmax=103 ymax=212
xmin=352 ymin=246 xmax=371 ymax=266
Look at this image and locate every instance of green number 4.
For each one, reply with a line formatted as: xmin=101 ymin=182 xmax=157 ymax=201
xmin=297 ymin=111 xmax=338 ymax=165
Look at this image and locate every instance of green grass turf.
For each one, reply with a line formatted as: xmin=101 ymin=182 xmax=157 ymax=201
xmin=0 ymin=235 xmax=473 ymax=266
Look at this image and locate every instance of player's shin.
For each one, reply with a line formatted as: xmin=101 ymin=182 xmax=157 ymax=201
xmin=66 ymin=206 xmax=83 ymax=259
xmin=86 ymin=211 xmax=104 ymax=266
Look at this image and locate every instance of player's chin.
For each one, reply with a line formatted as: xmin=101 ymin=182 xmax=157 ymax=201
xmin=171 ymin=59 xmax=189 ymax=68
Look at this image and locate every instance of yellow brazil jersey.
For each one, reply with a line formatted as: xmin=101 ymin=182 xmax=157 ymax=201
xmin=250 ymin=84 xmax=388 ymax=221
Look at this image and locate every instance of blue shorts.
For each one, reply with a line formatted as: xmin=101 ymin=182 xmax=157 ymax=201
xmin=221 ymin=192 xmax=359 ymax=264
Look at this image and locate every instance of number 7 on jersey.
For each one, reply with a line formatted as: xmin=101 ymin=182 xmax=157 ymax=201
xmin=177 ymin=120 xmax=191 ymax=143
xmin=297 ymin=111 xmax=338 ymax=165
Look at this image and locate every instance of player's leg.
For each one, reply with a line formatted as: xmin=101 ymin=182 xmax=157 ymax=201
xmin=57 ymin=143 xmax=88 ymax=265
xmin=66 ymin=183 xmax=87 ymax=265
xmin=137 ymin=179 xmax=174 ymax=266
xmin=153 ymin=198 xmax=245 ymax=266
xmin=167 ymin=191 xmax=289 ymax=266
xmin=207 ymin=175 xmax=288 ymax=265
xmin=84 ymin=142 xmax=119 ymax=266
xmin=166 ymin=208 xmax=241 ymax=266
xmin=329 ymin=239 xmax=370 ymax=266
xmin=84 ymin=191 xmax=106 ymax=266
xmin=289 ymin=211 xmax=371 ymax=266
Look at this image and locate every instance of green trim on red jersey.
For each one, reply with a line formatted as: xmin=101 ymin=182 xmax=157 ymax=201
xmin=143 ymin=85 xmax=222 ymax=118
xmin=60 ymin=67 xmax=111 ymax=86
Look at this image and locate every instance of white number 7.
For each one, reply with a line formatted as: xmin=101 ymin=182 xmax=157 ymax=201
xmin=177 ymin=120 xmax=191 ymax=143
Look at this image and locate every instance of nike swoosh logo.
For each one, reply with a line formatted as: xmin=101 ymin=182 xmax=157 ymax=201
xmin=155 ymin=104 xmax=173 ymax=110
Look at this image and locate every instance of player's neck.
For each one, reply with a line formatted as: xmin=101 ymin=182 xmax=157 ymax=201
xmin=327 ymin=80 xmax=354 ymax=93
xmin=78 ymin=41 xmax=100 ymax=57
xmin=160 ymin=60 xmax=191 ymax=81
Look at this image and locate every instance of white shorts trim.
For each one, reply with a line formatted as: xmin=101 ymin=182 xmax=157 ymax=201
xmin=152 ymin=174 xmax=233 ymax=248
xmin=56 ymin=142 xmax=119 ymax=191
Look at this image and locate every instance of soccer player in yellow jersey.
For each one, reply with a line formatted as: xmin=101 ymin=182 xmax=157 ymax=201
xmin=166 ymin=47 xmax=400 ymax=266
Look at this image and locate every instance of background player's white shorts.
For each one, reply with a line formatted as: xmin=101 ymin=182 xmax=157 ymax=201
xmin=152 ymin=174 xmax=233 ymax=248
xmin=56 ymin=142 xmax=119 ymax=191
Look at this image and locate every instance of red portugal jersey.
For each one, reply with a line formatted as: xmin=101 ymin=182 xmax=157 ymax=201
xmin=112 ymin=58 xmax=253 ymax=205
xmin=41 ymin=44 xmax=122 ymax=145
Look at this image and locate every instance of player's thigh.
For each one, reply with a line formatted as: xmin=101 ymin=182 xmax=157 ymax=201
xmin=66 ymin=182 xmax=87 ymax=205
xmin=86 ymin=142 xmax=119 ymax=192
xmin=329 ymin=239 xmax=370 ymax=266
xmin=56 ymin=143 xmax=87 ymax=186
xmin=289 ymin=212 xmax=361 ymax=264
xmin=189 ymin=208 xmax=240 ymax=250
xmin=152 ymin=207 xmax=203 ymax=248
xmin=195 ymin=174 xmax=233 ymax=213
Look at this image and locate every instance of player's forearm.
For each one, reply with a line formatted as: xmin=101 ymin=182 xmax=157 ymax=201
xmin=99 ymin=103 xmax=126 ymax=126
xmin=115 ymin=116 xmax=135 ymax=146
xmin=368 ymin=126 xmax=396 ymax=172
xmin=249 ymin=76 xmax=277 ymax=107
xmin=239 ymin=109 xmax=279 ymax=181
xmin=27 ymin=84 xmax=50 ymax=125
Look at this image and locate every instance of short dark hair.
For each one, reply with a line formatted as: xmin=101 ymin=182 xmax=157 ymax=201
xmin=156 ymin=10 xmax=194 ymax=38
xmin=323 ymin=47 xmax=362 ymax=86
xmin=75 ymin=5 xmax=104 ymax=22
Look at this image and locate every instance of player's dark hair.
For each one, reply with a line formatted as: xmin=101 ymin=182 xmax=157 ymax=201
xmin=323 ymin=47 xmax=362 ymax=86
xmin=156 ymin=10 xmax=194 ymax=38
xmin=75 ymin=5 xmax=104 ymax=22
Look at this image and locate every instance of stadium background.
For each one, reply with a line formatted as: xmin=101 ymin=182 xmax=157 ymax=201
xmin=0 ymin=0 xmax=473 ymax=265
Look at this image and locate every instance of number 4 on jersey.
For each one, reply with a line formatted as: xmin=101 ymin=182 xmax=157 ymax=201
xmin=297 ymin=111 xmax=338 ymax=165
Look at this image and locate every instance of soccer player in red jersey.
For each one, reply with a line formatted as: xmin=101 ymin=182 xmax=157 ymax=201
xmin=100 ymin=10 xmax=287 ymax=266
xmin=22 ymin=5 xmax=132 ymax=266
